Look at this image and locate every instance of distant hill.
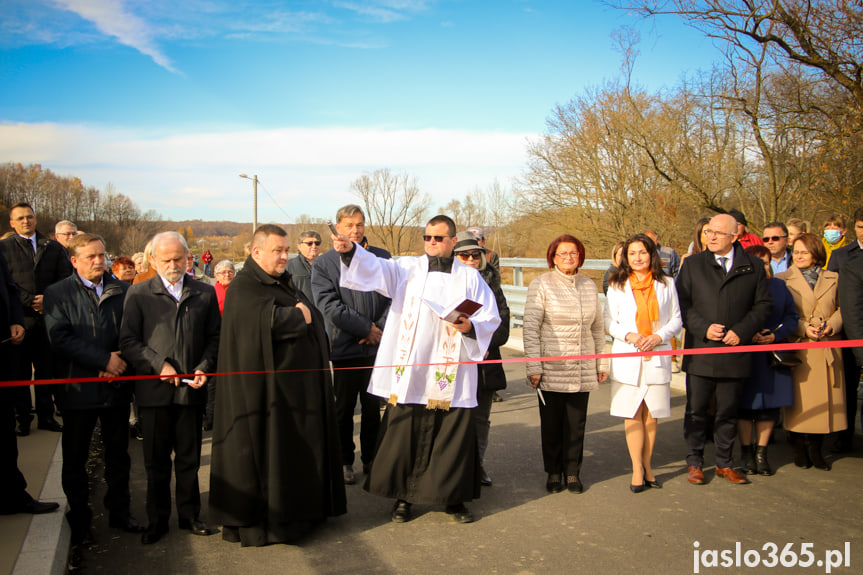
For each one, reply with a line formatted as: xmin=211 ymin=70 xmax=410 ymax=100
xmin=167 ymin=220 xmax=251 ymax=237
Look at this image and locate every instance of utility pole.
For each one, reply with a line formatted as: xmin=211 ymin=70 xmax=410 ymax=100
xmin=239 ymin=174 xmax=258 ymax=236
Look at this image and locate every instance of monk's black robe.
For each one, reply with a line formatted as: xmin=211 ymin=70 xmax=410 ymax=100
xmin=209 ymin=256 xmax=346 ymax=546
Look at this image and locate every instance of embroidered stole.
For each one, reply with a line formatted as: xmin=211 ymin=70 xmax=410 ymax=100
xmin=389 ymin=258 xmax=465 ymax=411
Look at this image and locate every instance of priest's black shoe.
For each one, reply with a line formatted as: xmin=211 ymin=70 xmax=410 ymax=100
xmin=480 ymin=467 xmax=492 ymax=487
xmin=37 ymin=417 xmax=63 ymax=432
xmin=391 ymin=500 xmax=412 ymax=523
xmin=109 ymin=514 xmax=145 ymax=533
xmin=445 ymin=503 xmax=474 ymax=524
xmin=545 ymin=473 xmax=564 ymax=493
xmin=141 ymin=523 xmax=168 ymax=545
xmin=178 ymin=517 xmax=218 ymax=536
xmin=566 ymin=475 xmax=583 ymax=494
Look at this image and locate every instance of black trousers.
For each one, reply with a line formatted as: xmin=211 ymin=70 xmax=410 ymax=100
xmin=61 ymin=406 xmax=132 ymax=537
xmin=332 ymin=358 xmax=381 ymax=467
xmin=138 ymin=404 xmax=203 ymax=527
xmin=0 ymin=387 xmax=30 ymax=513
xmin=684 ymin=374 xmax=744 ymax=468
xmin=838 ymin=348 xmax=860 ymax=445
xmin=12 ymin=322 xmax=64 ymax=421
xmin=538 ymin=390 xmax=589 ymax=476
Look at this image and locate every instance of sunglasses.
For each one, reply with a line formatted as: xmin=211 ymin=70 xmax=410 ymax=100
xmin=762 ymin=235 xmax=787 ymax=243
xmin=456 ymin=251 xmax=483 ymax=260
xmin=302 ymin=241 xmax=322 ymax=246
xmin=423 ymin=235 xmax=450 ymax=242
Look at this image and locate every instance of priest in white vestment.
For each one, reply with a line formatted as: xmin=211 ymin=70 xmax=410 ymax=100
xmin=333 ymin=215 xmax=500 ymax=524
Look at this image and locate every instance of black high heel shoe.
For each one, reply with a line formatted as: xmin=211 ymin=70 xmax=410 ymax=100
xmin=643 ymin=466 xmax=661 ymax=489
xmin=630 ymin=482 xmax=647 ymax=493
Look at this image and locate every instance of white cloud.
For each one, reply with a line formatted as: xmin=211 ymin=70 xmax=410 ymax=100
xmin=0 ymin=122 xmax=533 ymax=222
xmin=51 ymin=0 xmax=179 ymax=73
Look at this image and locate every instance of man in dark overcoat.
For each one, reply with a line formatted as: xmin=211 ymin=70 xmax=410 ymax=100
xmin=0 ymin=250 xmax=59 ymax=515
xmin=676 ymin=213 xmax=772 ymax=485
xmin=0 ymin=202 xmax=72 ymax=434
xmin=119 ymin=231 xmax=220 ymax=544
xmin=44 ymin=233 xmax=143 ymax=545
xmin=209 ymin=224 xmax=345 ymax=547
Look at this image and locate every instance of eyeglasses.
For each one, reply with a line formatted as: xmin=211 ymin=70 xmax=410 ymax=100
xmin=456 ymin=251 xmax=483 ymax=260
xmin=792 ymin=250 xmax=811 ymax=256
xmin=215 ymin=270 xmax=235 ymax=275
xmin=762 ymin=235 xmax=787 ymax=243
xmin=301 ymin=241 xmax=321 ymax=246
xmin=704 ymin=229 xmax=734 ymax=237
xmin=555 ymin=252 xmax=579 ymax=259
xmin=423 ymin=235 xmax=450 ymax=242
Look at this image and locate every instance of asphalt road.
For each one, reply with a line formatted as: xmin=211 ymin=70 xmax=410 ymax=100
xmin=74 ymin=348 xmax=862 ymax=575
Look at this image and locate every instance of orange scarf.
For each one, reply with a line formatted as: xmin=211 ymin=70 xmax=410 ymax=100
xmin=629 ymin=272 xmax=659 ymax=336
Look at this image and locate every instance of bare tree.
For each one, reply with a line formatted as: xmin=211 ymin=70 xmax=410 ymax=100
xmin=351 ymin=169 xmax=430 ymax=255
xmin=615 ymin=1 xmax=863 ymax=105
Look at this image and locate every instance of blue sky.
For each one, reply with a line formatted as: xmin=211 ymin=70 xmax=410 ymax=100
xmin=0 ymin=0 xmax=718 ymax=223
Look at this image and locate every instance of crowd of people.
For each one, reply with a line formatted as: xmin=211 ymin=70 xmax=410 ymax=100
xmin=1 ymin=200 xmax=862 ymax=550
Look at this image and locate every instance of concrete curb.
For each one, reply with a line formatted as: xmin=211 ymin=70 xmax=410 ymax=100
xmin=13 ymin=440 xmax=69 ymax=575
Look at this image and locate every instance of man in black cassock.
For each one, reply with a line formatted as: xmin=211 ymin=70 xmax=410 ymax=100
xmin=209 ymin=224 xmax=346 ymax=547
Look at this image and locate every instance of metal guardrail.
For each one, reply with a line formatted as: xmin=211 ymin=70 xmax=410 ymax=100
xmin=500 ymin=259 xmax=611 ymax=327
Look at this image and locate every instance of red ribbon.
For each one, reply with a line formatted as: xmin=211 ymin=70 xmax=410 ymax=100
xmin=1 ymin=338 xmax=860 ymax=389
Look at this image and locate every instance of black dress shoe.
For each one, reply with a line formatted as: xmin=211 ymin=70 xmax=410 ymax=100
xmin=480 ymin=467 xmax=492 ymax=487
xmin=141 ymin=523 xmax=168 ymax=545
xmin=109 ymin=515 xmax=146 ymax=533
xmin=391 ymin=500 xmax=412 ymax=523
xmin=37 ymin=418 xmax=63 ymax=432
xmin=566 ymin=475 xmax=583 ymax=494
xmin=445 ymin=503 xmax=474 ymax=524
xmin=71 ymin=528 xmax=96 ymax=547
xmin=546 ymin=473 xmax=564 ymax=493
xmin=20 ymin=498 xmax=60 ymax=514
xmin=15 ymin=425 xmax=30 ymax=437
xmin=630 ymin=483 xmax=646 ymax=493
xmin=178 ymin=518 xmax=219 ymax=536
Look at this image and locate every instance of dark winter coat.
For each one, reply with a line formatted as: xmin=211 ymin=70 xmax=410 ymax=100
xmin=478 ymin=264 xmax=509 ymax=392
xmin=0 ymin=231 xmax=72 ymax=329
xmin=286 ymin=253 xmax=315 ymax=305
xmin=675 ymin=243 xmax=773 ymax=378
xmin=839 ymin=251 xmax=863 ymax=367
xmin=311 ymin=244 xmax=392 ymax=362
xmin=119 ymin=274 xmax=220 ymax=407
xmin=740 ymin=278 xmax=798 ymax=410
xmin=44 ymin=273 xmax=132 ymax=410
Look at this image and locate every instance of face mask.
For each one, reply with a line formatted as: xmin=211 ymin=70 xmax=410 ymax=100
xmin=824 ymin=229 xmax=843 ymax=244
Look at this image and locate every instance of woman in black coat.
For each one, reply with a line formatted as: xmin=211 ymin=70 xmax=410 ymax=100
xmin=738 ymin=246 xmax=798 ymax=476
xmin=453 ymin=232 xmax=509 ymax=487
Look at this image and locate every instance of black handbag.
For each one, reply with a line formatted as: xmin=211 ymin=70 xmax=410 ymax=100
xmin=768 ymin=349 xmax=801 ymax=368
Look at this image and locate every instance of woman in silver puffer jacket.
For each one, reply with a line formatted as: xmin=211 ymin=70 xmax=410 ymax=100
xmin=524 ymin=234 xmax=608 ymax=494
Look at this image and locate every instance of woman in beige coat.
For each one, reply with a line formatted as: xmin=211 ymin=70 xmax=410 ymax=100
xmin=777 ymin=233 xmax=846 ymax=470
xmin=524 ymin=234 xmax=608 ymax=494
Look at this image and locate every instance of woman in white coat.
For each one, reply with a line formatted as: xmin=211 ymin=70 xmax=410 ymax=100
xmin=604 ymin=234 xmax=682 ymax=493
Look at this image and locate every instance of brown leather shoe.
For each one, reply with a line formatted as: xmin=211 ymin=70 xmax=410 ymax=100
xmin=715 ymin=467 xmax=750 ymax=484
xmin=687 ymin=466 xmax=705 ymax=484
